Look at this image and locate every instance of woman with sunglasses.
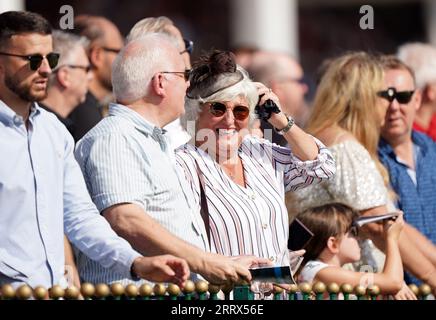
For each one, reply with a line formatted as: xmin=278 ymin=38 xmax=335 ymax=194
xmin=176 ymin=50 xmax=335 ymax=268
xmin=286 ymin=51 xmax=434 ymax=298
xmin=296 ymin=203 xmax=409 ymax=299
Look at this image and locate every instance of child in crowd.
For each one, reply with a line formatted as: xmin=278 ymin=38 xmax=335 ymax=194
xmin=296 ymin=203 xmax=411 ymax=297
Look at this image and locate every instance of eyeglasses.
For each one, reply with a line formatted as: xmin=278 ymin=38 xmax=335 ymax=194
xmin=0 ymin=52 xmax=60 ymax=71
xmin=102 ymin=47 xmax=121 ymax=54
xmin=377 ymin=87 xmax=415 ymax=104
xmin=348 ymin=225 xmax=359 ymax=238
xmin=56 ymin=64 xmax=92 ymax=73
xmin=208 ymin=102 xmax=250 ymax=121
xmin=180 ymin=39 xmax=194 ymax=55
xmin=161 ymin=69 xmax=191 ymax=81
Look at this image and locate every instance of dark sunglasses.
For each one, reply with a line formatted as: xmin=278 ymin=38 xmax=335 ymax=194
xmin=377 ymin=87 xmax=415 ymax=104
xmin=208 ymin=102 xmax=250 ymax=121
xmin=180 ymin=39 xmax=194 ymax=55
xmin=161 ymin=69 xmax=191 ymax=81
xmin=56 ymin=64 xmax=92 ymax=73
xmin=0 ymin=52 xmax=60 ymax=71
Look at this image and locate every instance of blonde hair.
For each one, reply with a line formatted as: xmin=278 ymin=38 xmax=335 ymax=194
xmin=307 ymin=52 xmax=390 ymax=187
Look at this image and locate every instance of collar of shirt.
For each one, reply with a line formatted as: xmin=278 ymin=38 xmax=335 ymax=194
xmin=0 ymin=100 xmax=40 ymax=126
xmin=108 ymin=102 xmax=169 ymax=152
xmin=379 ymin=130 xmax=429 ymax=162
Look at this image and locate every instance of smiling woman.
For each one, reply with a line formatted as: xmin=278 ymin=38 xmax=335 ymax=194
xmin=176 ymin=50 xmax=336 ymax=266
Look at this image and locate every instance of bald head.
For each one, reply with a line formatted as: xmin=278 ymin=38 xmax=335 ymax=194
xmin=248 ymin=51 xmax=302 ymax=85
xmin=112 ymin=33 xmax=182 ymax=104
xmin=73 ymin=15 xmax=123 ymax=46
xmin=247 ymin=51 xmax=308 ymax=122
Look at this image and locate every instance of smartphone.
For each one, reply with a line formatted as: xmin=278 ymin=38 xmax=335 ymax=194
xmin=249 ymin=266 xmax=295 ymax=284
xmin=287 ymin=218 xmax=314 ymax=251
xmin=353 ymin=212 xmax=400 ymax=227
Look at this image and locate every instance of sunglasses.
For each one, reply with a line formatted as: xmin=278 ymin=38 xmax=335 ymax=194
xmin=208 ymin=102 xmax=250 ymax=121
xmin=377 ymin=87 xmax=415 ymax=104
xmin=0 ymin=52 xmax=60 ymax=71
xmin=161 ymin=69 xmax=191 ymax=81
xmin=180 ymin=39 xmax=194 ymax=55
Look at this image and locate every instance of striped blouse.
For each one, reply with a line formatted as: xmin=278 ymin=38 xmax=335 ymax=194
xmin=176 ymin=136 xmax=335 ymax=265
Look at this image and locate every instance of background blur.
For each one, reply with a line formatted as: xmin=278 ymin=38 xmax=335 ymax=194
xmin=1 ymin=0 xmax=433 ymax=99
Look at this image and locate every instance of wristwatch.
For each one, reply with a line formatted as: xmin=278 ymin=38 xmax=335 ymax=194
xmin=274 ymin=115 xmax=295 ymax=135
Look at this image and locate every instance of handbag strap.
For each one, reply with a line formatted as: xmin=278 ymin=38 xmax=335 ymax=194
xmin=194 ymin=160 xmax=211 ymax=246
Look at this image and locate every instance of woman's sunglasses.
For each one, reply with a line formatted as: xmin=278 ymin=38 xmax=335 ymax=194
xmin=0 ymin=52 xmax=60 ymax=71
xmin=208 ymin=102 xmax=250 ymax=121
xmin=377 ymin=87 xmax=415 ymax=104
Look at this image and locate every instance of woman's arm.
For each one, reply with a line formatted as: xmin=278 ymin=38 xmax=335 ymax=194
xmin=316 ymin=215 xmax=404 ymax=295
xmin=360 ymin=206 xmax=436 ymax=294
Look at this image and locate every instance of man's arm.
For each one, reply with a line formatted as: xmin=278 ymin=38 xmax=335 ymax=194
xmin=104 ymin=203 xmax=255 ymax=284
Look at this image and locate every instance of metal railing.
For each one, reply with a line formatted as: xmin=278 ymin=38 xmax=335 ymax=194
xmin=0 ymin=281 xmax=433 ymax=300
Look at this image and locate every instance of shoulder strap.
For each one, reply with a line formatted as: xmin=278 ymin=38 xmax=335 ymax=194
xmin=194 ymin=159 xmax=211 ymax=246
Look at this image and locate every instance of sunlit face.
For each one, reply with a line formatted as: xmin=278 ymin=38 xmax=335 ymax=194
xmin=380 ymin=68 xmax=420 ymax=141
xmin=273 ymin=60 xmax=308 ymax=117
xmin=163 ymin=49 xmax=190 ymax=122
xmin=196 ymin=96 xmax=251 ymax=159
xmin=0 ymin=33 xmax=54 ymax=102
xmin=337 ymin=231 xmax=361 ymax=265
xmin=66 ymin=46 xmax=92 ymax=105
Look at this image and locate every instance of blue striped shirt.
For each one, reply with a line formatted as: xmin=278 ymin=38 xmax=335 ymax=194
xmin=0 ymin=101 xmax=140 ymax=288
xmin=74 ymin=103 xmax=208 ymax=285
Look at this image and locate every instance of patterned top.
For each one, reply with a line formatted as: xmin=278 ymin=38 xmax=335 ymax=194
xmin=379 ymin=131 xmax=436 ymax=285
xmin=74 ymin=103 xmax=208 ymax=285
xmin=287 ymin=139 xmax=389 ymax=219
xmin=175 ymin=136 xmax=335 ymax=265
xmin=287 ymin=139 xmax=391 ymax=273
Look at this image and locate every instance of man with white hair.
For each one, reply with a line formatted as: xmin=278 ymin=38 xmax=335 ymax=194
xmin=40 ymin=30 xmax=92 ymax=135
xmin=126 ymin=16 xmax=192 ymax=150
xmin=75 ymin=33 xmax=264 ymax=285
xmin=398 ymin=42 xmax=436 ymax=141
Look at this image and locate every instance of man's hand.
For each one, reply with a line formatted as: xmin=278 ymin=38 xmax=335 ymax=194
xmin=231 ymin=255 xmax=273 ymax=269
xmin=132 ymin=255 xmax=190 ymax=288
xmin=196 ymin=253 xmax=258 ymax=285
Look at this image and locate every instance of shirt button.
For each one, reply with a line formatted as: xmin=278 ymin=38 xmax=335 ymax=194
xmin=13 ymin=115 xmax=23 ymax=125
xmin=269 ymin=256 xmax=275 ymax=262
xmin=250 ymin=194 xmax=256 ymax=200
xmin=262 ymin=223 xmax=268 ymax=229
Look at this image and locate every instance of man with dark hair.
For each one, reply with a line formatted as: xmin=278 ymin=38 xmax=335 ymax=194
xmin=378 ymin=55 xmax=436 ymax=290
xmin=68 ymin=15 xmax=124 ymax=141
xmin=0 ymin=11 xmax=189 ymax=288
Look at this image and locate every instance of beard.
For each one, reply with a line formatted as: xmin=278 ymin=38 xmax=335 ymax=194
xmin=4 ymin=73 xmax=48 ymax=102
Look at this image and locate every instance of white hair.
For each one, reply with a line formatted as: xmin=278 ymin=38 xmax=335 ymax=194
xmin=126 ymin=16 xmax=181 ymax=50
xmin=112 ymin=33 xmax=178 ymax=103
xmin=397 ymin=42 xmax=436 ymax=89
xmin=182 ymin=66 xmax=258 ymax=129
xmin=49 ymin=30 xmax=89 ymax=85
